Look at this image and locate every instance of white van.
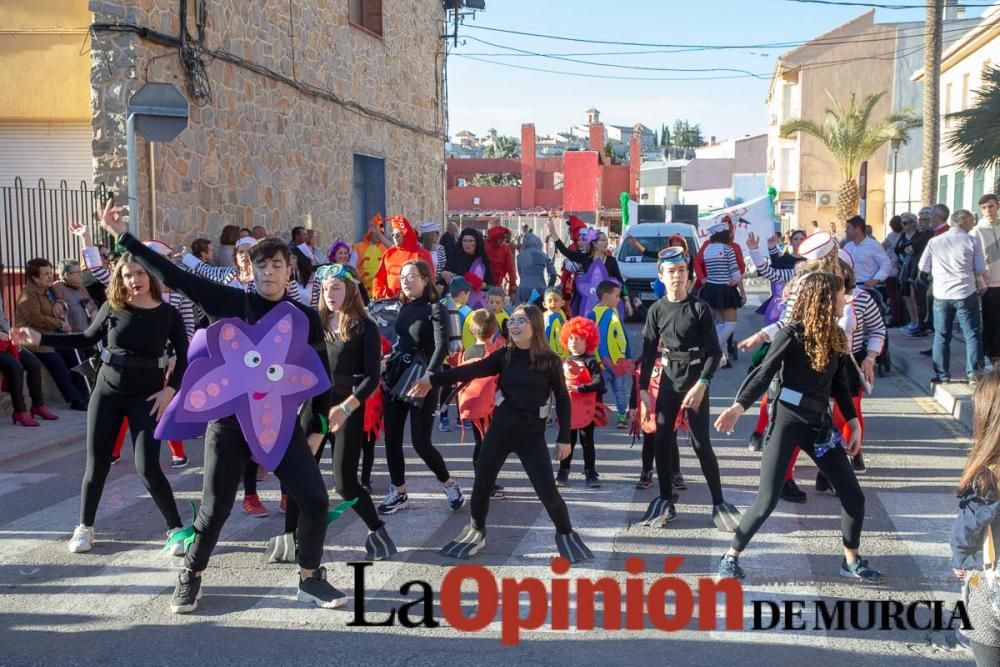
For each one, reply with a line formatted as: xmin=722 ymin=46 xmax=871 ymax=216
xmin=617 ymin=222 xmax=699 ymax=315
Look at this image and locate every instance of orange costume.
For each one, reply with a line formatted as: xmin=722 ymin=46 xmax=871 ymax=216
xmin=371 ymin=216 xmax=434 ymax=300
xmin=353 ymin=215 xmax=388 ymax=293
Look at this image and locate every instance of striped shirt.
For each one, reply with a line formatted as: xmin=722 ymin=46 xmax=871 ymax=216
xmin=749 ymin=246 xmax=797 ymax=285
xmin=702 ymin=242 xmax=741 ymax=284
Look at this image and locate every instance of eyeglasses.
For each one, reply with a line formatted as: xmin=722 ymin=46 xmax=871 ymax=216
xmin=400 ymin=272 xmax=424 ymax=283
xmin=508 ymin=316 xmax=529 ymax=326
xmin=314 ymin=264 xmax=358 ymax=283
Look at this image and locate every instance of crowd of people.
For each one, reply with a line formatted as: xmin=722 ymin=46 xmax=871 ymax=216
xmin=4 ymin=193 xmax=1000 ymax=664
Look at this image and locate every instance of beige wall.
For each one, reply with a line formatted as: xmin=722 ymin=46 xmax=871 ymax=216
xmin=0 ymin=0 xmax=91 ymax=121
xmin=90 ymin=0 xmax=445 ymax=246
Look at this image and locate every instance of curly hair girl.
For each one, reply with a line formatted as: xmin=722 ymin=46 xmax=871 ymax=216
xmin=788 ymin=272 xmax=848 ymax=372
xmin=559 ymin=316 xmax=599 ymax=355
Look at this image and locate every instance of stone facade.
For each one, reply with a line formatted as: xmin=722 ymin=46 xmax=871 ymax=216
xmin=89 ymin=0 xmax=445 ymax=247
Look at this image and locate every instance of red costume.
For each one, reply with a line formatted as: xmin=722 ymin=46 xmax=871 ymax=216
xmin=485 ymin=226 xmax=517 ymax=298
xmin=693 ymin=215 xmax=746 ymax=290
xmin=559 ymin=215 xmax=588 ymax=303
xmin=457 ymin=339 xmax=505 ymax=438
xmin=559 ymin=317 xmax=607 ymax=430
xmin=371 ymin=216 xmax=434 ymax=299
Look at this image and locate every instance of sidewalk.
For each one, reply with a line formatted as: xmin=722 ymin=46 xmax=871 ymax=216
xmin=0 ymin=407 xmax=87 ymax=467
xmin=888 ymin=327 xmax=976 ymax=431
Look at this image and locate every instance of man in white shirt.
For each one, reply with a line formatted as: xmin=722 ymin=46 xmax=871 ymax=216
xmin=843 ymin=216 xmax=892 ymax=287
xmin=972 ymin=193 xmax=1000 ymax=365
xmin=917 ymin=209 xmax=987 ymax=384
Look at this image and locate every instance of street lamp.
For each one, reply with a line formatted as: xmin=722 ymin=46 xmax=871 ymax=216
xmin=890 ymin=136 xmax=902 ymax=217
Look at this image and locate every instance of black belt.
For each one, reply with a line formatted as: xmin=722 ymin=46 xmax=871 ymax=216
xmin=776 ymin=386 xmax=829 ymax=415
xmin=662 ymin=348 xmax=705 ymax=363
xmin=99 ymin=349 xmax=168 ymax=370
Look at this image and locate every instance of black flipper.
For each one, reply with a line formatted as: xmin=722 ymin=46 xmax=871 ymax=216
xmin=712 ymin=502 xmax=742 ymax=532
xmin=364 ymin=525 xmax=399 ymax=561
xmin=637 ymin=496 xmax=677 ymax=528
xmin=263 ymin=532 xmax=296 ymax=564
xmin=555 ymin=530 xmax=594 ymax=563
xmin=440 ymin=524 xmax=486 ymax=560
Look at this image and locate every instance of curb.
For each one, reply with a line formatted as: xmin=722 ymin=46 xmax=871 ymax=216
xmin=888 ymin=332 xmax=973 ymax=432
xmin=0 ymin=430 xmax=83 ymax=468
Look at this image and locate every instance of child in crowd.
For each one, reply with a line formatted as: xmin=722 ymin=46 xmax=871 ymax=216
xmin=543 ymin=287 xmax=568 ymax=358
xmin=458 ymin=309 xmax=505 ymax=499
xmin=486 ymin=286 xmax=509 ymax=342
xmin=588 ymin=280 xmax=632 ymax=429
xmin=440 ymin=277 xmax=473 ymax=432
xmin=557 ymin=317 xmax=606 ymax=488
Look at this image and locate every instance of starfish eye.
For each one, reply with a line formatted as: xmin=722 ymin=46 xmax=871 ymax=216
xmin=244 ymin=350 xmax=262 ymax=368
xmin=266 ymin=364 xmax=284 ymax=382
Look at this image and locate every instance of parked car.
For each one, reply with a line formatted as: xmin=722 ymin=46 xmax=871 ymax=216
xmin=617 ymin=222 xmax=698 ymax=318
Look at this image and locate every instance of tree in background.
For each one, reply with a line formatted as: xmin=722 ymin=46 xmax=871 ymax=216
xmin=947 ymin=66 xmax=1000 ymax=194
xmin=472 ymin=135 xmax=521 ymax=187
xmin=781 ymin=90 xmax=918 ymax=221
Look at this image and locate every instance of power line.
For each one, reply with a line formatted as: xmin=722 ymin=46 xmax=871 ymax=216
xmin=451 ymin=54 xmax=768 ymax=81
xmin=784 ymin=0 xmax=993 ymax=8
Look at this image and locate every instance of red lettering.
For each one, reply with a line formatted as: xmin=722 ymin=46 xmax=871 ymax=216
xmin=550 ymin=557 xmax=571 ymax=631
xmin=697 ymin=577 xmax=744 ymax=631
xmin=440 ymin=565 xmax=499 ymax=633
xmin=576 ymin=578 xmax=622 ymax=630
xmin=500 ymin=577 xmax=548 ymax=646
xmin=625 ymin=557 xmax=645 ymax=630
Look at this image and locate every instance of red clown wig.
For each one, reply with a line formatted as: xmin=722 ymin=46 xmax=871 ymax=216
xmin=560 ymin=316 xmax=599 ymax=355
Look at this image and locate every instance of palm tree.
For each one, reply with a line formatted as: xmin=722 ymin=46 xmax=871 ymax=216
xmin=922 ymin=0 xmax=944 ymax=205
xmin=781 ymin=90 xmax=919 ymax=222
xmin=947 ymin=66 xmax=1000 ymax=192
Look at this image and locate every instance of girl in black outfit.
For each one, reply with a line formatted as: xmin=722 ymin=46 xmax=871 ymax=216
xmin=713 ymin=273 xmax=883 ymax=584
xmin=16 ymin=255 xmax=187 ymax=555
xmin=408 ymin=304 xmax=594 ymax=563
xmin=546 ymin=219 xmax=632 ymax=318
xmin=441 ymin=228 xmax=493 ymax=307
xmin=267 ymin=263 xmax=398 ymax=562
xmin=377 ymin=259 xmax=464 ymax=515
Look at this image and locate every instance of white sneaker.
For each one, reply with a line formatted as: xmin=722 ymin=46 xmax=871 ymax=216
xmin=68 ymin=525 xmax=94 ymax=553
xmin=166 ymin=528 xmax=188 ymax=557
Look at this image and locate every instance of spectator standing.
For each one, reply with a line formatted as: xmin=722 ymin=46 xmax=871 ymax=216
xmin=515 ymin=231 xmax=556 ymax=305
xmin=918 ymin=209 xmax=987 ymax=384
xmin=972 ymin=193 xmax=1000 ymax=366
xmin=843 ymin=216 xmax=891 ymax=288
xmin=883 ymin=216 xmax=904 ymax=326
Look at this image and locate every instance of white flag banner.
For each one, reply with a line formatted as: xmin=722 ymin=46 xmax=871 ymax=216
xmin=695 ymin=195 xmax=778 ymax=256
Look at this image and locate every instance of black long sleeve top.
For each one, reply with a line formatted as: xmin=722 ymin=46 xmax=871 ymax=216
xmin=117 ymin=232 xmax=331 ymax=433
xmin=735 ymin=322 xmax=857 ymax=422
xmin=324 ymin=317 xmax=381 ymax=401
xmin=41 ymin=300 xmax=188 ymax=392
xmin=394 ymin=298 xmax=448 ymax=372
xmin=640 ymin=295 xmax=720 ymax=393
xmin=431 ymin=346 xmax=572 ymax=443
xmin=554 ymin=240 xmax=628 ymax=295
xmin=567 ymin=354 xmax=605 ymax=394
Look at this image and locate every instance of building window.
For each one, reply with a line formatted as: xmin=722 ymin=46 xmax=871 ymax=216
xmin=353 ymin=154 xmax=386 ymax=240
xmin=973 ymin=167 xmax=986 ymax=211
xmin=939 ymin=173 xmax=949 ymax=209
xmin=954 ymin=170 xmax=965 ymax=211
xmin=349 ymin=0 xmax=382 ymax=37
xmin=961 ymin=73 xmax=970 ymax=111
xmin=944 ymin=82 xmax=952 ymax=127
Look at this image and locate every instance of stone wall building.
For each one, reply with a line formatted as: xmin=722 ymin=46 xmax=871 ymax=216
xmin=89 ymin=0 xmax=446 ymax=247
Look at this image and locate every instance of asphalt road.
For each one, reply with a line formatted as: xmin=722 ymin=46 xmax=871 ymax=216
xmin=0 ymin=295 xmax=976 ymax=665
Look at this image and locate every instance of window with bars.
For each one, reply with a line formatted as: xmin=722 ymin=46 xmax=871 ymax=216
xmin=349 ymin=0 xmax=383 ymax=37
xmin=973 ymin=168 xmax=986 ymax=211
xmin=939 ymin=173 xmax=949 ymax=209
xmin=954 ymin=170 xmax=965 ymax=212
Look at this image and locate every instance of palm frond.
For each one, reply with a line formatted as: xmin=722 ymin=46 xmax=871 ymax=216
xmin=947 ymin=66 xmax=1000 ymax=171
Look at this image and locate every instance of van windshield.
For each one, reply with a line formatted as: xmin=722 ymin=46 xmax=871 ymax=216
xmin=619 ymin=236 xmax=694 ymax=263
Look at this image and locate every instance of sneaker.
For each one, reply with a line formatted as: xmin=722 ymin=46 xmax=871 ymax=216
xmin=110 ymin=455 xmax=121 ymax=466
xmin=264 ymin=532 xmax=296 ymax=563
xmin=555 ymin=530 xmax=594 ymax=563
xmin=780 ymin=479 xmax=807 ymax=503
xmin=637 ymin=496 xmax=677 ymax=528
xmin=279 ymin=494 xmax=288 ymax=514
xmin=297 ymin=567 xmax=349 ymax=609
xmin=438 ymin=413 xmax=451 ymax=432
xmin=365 ymin=525 xmax=398 ymax=561
xmin=719 ymin=356 xmax=731 ymax=369
xmin=377 ymin=485 xmax=410 ymax=515
xmin=490 ymin=484 xmax=505 ymax=499
xmin=68 ymin=525 xmax=94 ymax=553
xmin=851 ymin=452 xmax=866 ymax=474
xmin=635 ymin=470 xmax=653 ymax=489
xmin=717 ymin=554 xmax=745 ymax=581
xmin=585 ymin=469 xmax=601 ymax=488
xmin=919 ymin=348 xmax=932 ymax=356
xmin=69 ymin=399 xmax=88 ymax=412
xmin=443 ymin=481 xmax=465 ymax=511
xmin=242 ymin=494 xmax=268 ymax=517
xmin=171 ymin=456 xmax=188 ymax=469
xmin=931 ymin=376 xmax=952 ymax=384
xmin=170 ymin=569 xmax=203 ymax=614
xmin=747 ymin=431 xmax=764 ymax=452
xmin=441 ymin=524 xmax=487 ymax=559
xmin=672 ymin=473 xmax=687 ymax=491
xmin=712 ymin=502 xmax=742 ymax=532
xmin=555 ymin=468 xmax=570 ymax=487
xmin=840 ymin=556 xmax=885 ymax=585
xmin=616 ymin=415 xmax=628 ymax=430
xmin=166 ymin=528 xmax=189 ymax=557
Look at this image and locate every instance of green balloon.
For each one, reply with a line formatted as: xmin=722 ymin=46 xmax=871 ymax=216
xmin=767 ymin=186 xmax=777 ymax=199
xmin=620 ymin=192 xmax=630 ymax=228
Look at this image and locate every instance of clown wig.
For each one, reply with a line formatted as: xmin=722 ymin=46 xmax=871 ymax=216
xmin=560 ymin=316 xmax=599 ymax=355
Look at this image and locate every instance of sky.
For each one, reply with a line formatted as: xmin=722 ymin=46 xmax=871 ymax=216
xmin=446 ymin=0 xmax=989 ymax=143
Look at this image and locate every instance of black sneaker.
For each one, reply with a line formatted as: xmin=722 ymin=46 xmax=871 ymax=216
xmin=672 ymin=473 xmax=687 ymax=491
xmin=585 ymin=469 xmax=601 ymax=488
xmin=852 ymin=452 xmax=866 ymax=474
xmin=490 ymin=484 xmax=505 ymax=499
xmin=781 ymin=478 xmax=807 ymax=503
xmin=441 ymin=524 xmax=486 ymax=559
xmin=635 ymin=470 xmax=653 ymax=489
xmin=297 ymin=567 xmax=349 ymax=609
xmin=377 ymin=486 xmax=409 ymax=515
xmin=637 ymin=496 xmax=677 ymax=528
xmin=170 ymin=569 xmax=203 ymax=614
xmin=747 ymin=431 xmax=764 ymax=452
xmin=555 ymin=468 xmax=570 ymax=487
xmin=919 ymin=348 xmax=932 ymax=356
xmin=840 ymin=556 xmax=885 ymax=585
xmin=171 ymin=456 xmax=189 ymax=469
xmin=364 ymin=525 xmax=398 ymax=561
xmin=717 ymin=554 xmax=745 ymax=581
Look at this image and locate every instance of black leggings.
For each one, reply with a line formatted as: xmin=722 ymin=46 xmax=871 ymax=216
xmin=361 ymin=433 xmax=375 ymax=484
xmin=471 ymin=404 xmax=572 ymax=534
xmin=185 ymin=417 xmax=329 ymax=571
xmin=653 ymin=389 xmax=724 ymax=503
xmin=81 ymin=379 xmax=181 ymax=528
xmin=383 ymin=387 xmax=450 ymax=487
xmin=640 ymin=431 xmax=679 ymax=475
xmin=560 ymin=424 xmax=596 ymax=470
xmin=34 ymin=350 xmax=84 ymax=403
xmin=0 ymin=348 xmax=44 ymax=413
xmin=732 ymin=403 xmax=866 ymax=552
xmin=243 ymin=462 xmax=258 ymax=496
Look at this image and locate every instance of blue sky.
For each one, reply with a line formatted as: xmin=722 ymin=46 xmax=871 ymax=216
xmin=446 ymin=0 xmax=987 ymax=142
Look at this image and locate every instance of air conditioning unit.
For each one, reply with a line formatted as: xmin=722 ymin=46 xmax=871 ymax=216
xmin=815 ymin=190 xmax=837 ymax=208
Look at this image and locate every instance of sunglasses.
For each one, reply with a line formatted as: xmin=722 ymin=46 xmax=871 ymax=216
xmin=314 ymin=263 xmax=358 ymax=283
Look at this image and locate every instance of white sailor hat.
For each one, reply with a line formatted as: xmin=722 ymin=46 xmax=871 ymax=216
xmin=657 ymin=246 xmax=686 ymax=264
xmin=235 ymin=237 xmax=256 ymax=248
xmin=799 ymin=232 xmax=836 ymax=260
xmin=837 ymin=248 xmax=854 ymax=268
xmin=418 ymin=220 xmax=440 ymax=234
xmin=142 ymin=240 xmax=172 ymax=256
xmin=707 ymin=221 xmax=728 ymax=235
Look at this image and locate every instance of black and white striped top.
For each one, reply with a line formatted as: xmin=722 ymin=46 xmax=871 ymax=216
xmin=702 ymin=242 xmax=741 ymax=284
